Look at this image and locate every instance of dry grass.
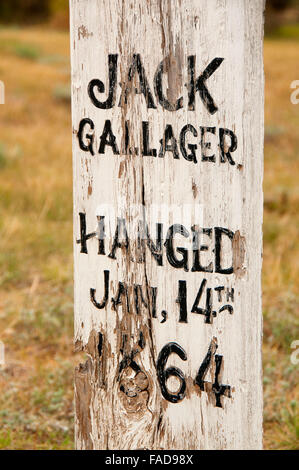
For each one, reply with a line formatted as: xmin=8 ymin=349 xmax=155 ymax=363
xmin=263 ymin=38 xmax=299 ymax=450
xmin=0 ymin=26 xmax=298 ymax=449
xmin=0 ymin=26 xmax=74 ymax=450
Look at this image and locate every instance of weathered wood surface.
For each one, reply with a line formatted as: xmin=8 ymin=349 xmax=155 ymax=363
xmin=70 ymin=0 xmax=264 ymax=450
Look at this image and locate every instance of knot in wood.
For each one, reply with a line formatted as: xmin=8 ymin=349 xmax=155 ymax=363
xmin=119 ymin=369 xmax=149 ymax=414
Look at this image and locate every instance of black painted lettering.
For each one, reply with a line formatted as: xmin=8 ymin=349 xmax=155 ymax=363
xmin=156 ymin=342 xmax=187 ymax=403
xmin=134 ymin=284 xmax=148 ymax=315
xmin=142 ymin=121 xmax=157 ymax=157
xmin=176 ymin=280 xmax=188 ymax=323
xmin=119 ymin=54 xmax=156 ymax=108
xmin=214 ymin=286 xmax=225 ymax=302
xmin=187 ymin=56 xmax=224 ymax=114
xmin=180 ymin=124 xmax=198 ymax=163
xmin=165 ymin=224 xmax=189 ymax=271
xmin=154 ymin=58 xmax=183 ymax=111
xmin=226 ymin=287 xmax=234 ymax=302
xmin=159 ymin=125 xmax=179 ymax=159
xmin=214 ymin=227 xmax=234 ymax=274
xmin=213 ymin=354 xmax=231 ymax=408
xmin=191 ymin=226 xmax=213 ymax=272
xmin=77 ymin=118 xmax=95 ymax=156
xmin=200 ymin=127 xmax=216 ymax=162
xmin=76 ymin=212 xmax=96 ymax=254
xmin=98 ymin=120 xmax=119 ymax=155
xmin=88 ymin=54 xmax=118 ymax=109
xmin=108 ymin=218 xmax=129 ymax=259
xmin=122 ymin=120 xmax=138 ymax=155
xmin=191 ymin=279 xmax=214 ymax=324
xmin=150 ymin=286 xmax=158 ymax=319
xmin=111 ymin=281 xmax=130 ymax=312
xmin=219 ymin=128 xmax=237 ymax=165
xmin=90 ymin=270 xmax=110 ymax=309
xmin=97 ymin=215 xmax=105 ymax=255
xmin=219 ymin=304 xmax=234 ymax=315
xmin=138 ymin=221 xmax=163 ymax=266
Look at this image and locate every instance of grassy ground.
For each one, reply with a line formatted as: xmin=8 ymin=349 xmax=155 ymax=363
xmin=0 ymin=26 xmax=298 ymax=450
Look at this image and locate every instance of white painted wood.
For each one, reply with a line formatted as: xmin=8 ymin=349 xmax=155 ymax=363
xmin=70 ymin=0 xmax=264 ymax=450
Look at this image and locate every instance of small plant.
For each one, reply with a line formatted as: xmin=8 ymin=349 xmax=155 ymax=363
xmin=53 ymin=84 xmax=71 ymax=103
xmin=279 ymin=401 xmax=299 ymax=449
xmin=14 ymin=43 xmax=41 ymax=60
xmin=0 ymin=143 xmax=7 ymax=169
xmin=0 ymin=430 xmax=11 ymax=449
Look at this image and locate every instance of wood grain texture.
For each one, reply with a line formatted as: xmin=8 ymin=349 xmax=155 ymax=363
xmin=70 ymin=0 xmax=264 ymax=450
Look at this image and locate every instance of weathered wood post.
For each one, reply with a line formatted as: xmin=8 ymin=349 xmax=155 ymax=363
xmin=70 ymin=0 xmax=264 ymax=450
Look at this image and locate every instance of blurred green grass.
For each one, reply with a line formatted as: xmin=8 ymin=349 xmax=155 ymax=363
xmin=269 ymin=23 xmax=299 ymax=39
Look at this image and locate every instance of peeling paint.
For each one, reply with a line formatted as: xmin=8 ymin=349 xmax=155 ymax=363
xmin=233 ymin=230 xmax=246 ymax=278
xmin=78 ymin=25 xmax=93 ymax=40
